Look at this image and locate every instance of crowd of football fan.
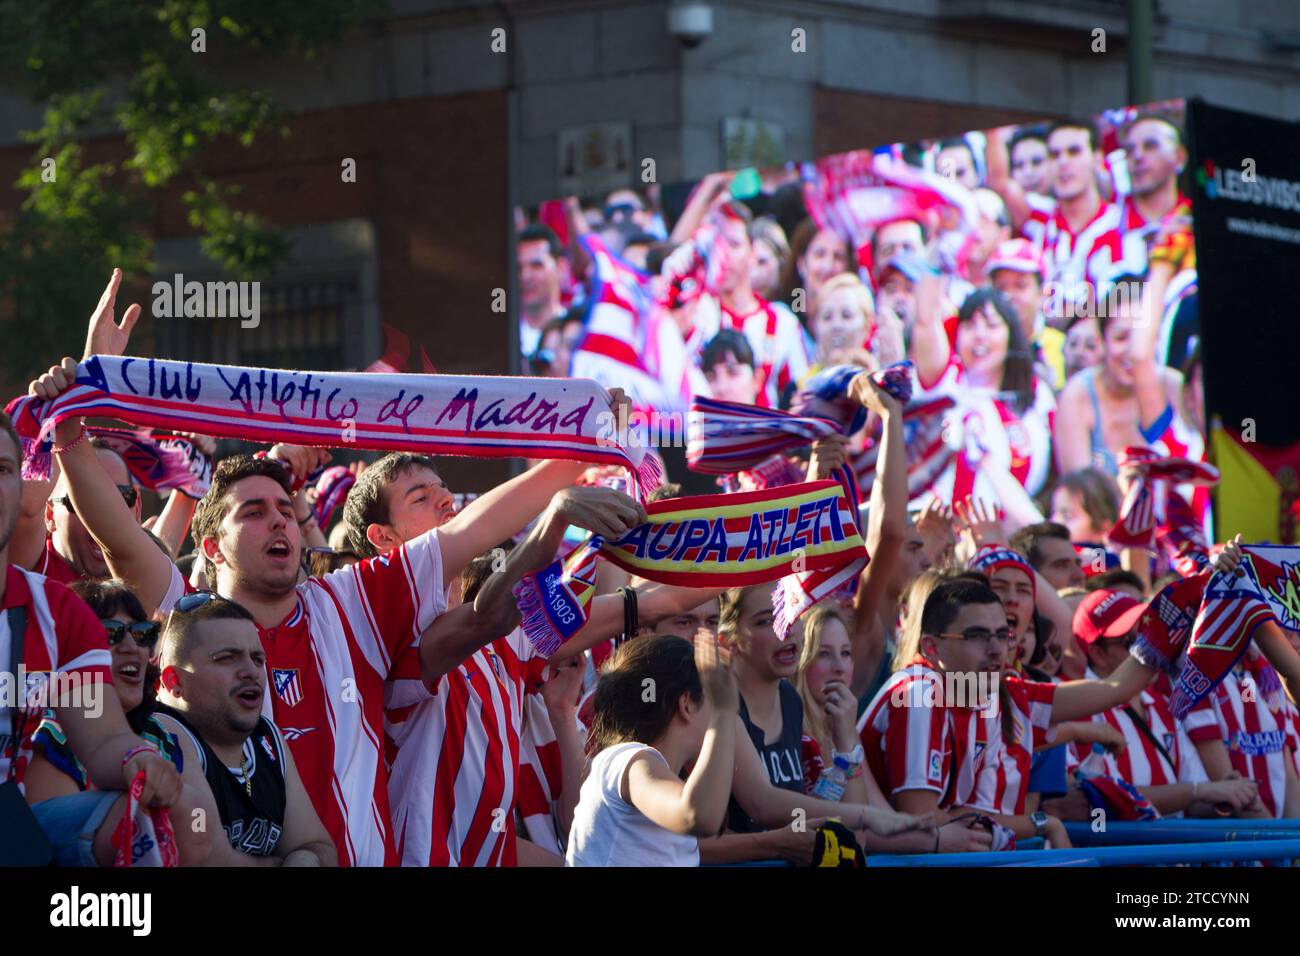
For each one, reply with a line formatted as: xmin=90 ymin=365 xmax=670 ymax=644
xmin=3 ymin=108 xmax=1299 ymax=868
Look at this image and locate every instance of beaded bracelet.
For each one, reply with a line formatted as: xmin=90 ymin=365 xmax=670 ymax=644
xmin=52 ymin=426 xmax=88 ymax=455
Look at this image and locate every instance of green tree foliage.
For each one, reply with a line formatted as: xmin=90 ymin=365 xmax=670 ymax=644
xmin=0 ymin=0 xmax=378 ymax=377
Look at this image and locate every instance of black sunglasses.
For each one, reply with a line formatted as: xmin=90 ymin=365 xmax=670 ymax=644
xmin=102 ymin=619 xmax=160 ymax=650
xmin=59 ymin=485 xmax=138 ymax=517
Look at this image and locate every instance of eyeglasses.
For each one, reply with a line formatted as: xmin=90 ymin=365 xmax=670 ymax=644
xmin=931 ymin=628 xmax=1013 ymax=646
xmin=58 ymin=485 xmax=138 ymax=518
xmin=102 ymin=619 xmax=160 ymax=650
xmin=604 ymin=202 xmax=642 ymax=220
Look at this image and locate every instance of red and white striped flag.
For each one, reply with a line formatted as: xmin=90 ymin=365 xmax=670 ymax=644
xmin=570 ymin=234 xmax=683 ymax=413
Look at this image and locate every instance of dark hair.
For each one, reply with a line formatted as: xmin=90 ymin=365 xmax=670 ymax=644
xmin=1046 ymin=119 xmax=1099 ymax=153
xmin=343 ymin=452 xmax=441 ymax=558
xmin=1009 ymin=522 xmax=1073 ymax=570
xmin=191 ymin=455 xmax=295 ymax=579
xmin=461 ymin=541 xmax=517 ymax=604
xmin=870 ymin=217 xmax=928 ymax=263
xmin=159 ymin=593 xmax=256 ymax=671
xmin=1008 ymin=125 xmax=1048 ymax=155
xmin=1055 ymin=468 xmax=1120 ymax=533
xmin=519 ymin=223 xmax=563 ymax=259
xmin=700 ymin=329 xmax=754 ymax=374
xmin=956 ymin=286 xmax=1035 ymax=413
xmin=69 ymin=578 xmax=158 ymax=725
xmin=919 ymin=578 xmax=1002 ymax=639
xmin=780 ymin=218 xmax=852 ymax=314
xmin=645 ymin=241 xmax=678 ymax=278
xmin=1024 ymin=611 xmax=1057 ymax=681
xmin=646 ymin=482 xmax=683 ymax=504
xmin=625 ymin=231 xmax=658 ymax=250
xmin=1096 ymin=273 xmax=1145 ymax=337
xmin=588 ymin=635 xmax=703 ymax=753
xmin=936 ymin=136 xmax=976 ymax=165
xmin=1084 ymin=568 xmax=1145 ymax=595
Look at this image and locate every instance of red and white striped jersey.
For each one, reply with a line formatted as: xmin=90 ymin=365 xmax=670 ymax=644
xmin=1182 ymin=651 xmax=1295 ymax=818
xmin=695 ymin=294 xmax=810 ymax=408
xmin=517 ymin=691 xmax=570 ymax=855
xmin=1 ymin=565 xmax=113 ymax=789
xmin=158 ymin=529 xmax=449 ymax=867
xmin=1084 ymin=194 xmax=1192 ymax=291
xmin=1036 ymin=200 xmax=1120 ymax=302
xmin=385 ymin=626 xmax=548 ymax=866
xmin=922 ymin=362 xmax=1056 ymax=504
xmin=1018 ymin=192 xmax=1056 ymax=248
xmin=1070 ymin=671 xmax=1204 ymax=789
xmin=968 ymin=674 xmax=1057 ymax=815
xmin=858 ymin=659 xmax=997 ymax=810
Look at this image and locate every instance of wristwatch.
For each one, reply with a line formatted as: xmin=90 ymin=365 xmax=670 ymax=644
xmin=1029 ymin=810 xmax=1049 ymax=838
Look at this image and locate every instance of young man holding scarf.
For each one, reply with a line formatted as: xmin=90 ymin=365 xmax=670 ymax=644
xmin=27 ymin=355 xmax=632 ymax=865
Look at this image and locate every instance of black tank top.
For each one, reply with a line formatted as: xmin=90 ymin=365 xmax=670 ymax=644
xmin=154 ymin=704 xmax=287 ymax=857
xmin=726 ymin=680 xmax=805 ymax=834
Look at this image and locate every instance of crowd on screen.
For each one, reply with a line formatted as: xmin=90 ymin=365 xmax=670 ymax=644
xmin=3 ymin=105 xmax=1300 ymax=869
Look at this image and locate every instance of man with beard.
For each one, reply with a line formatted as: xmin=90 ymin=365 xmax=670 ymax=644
xmin=152 ymin=593 xmax=337 ymax=863
xmin=1085 ymin=115 xmax=1191 ymax=291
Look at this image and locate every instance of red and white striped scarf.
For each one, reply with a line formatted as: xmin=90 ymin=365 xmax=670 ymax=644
xmin=6 ymin=355 xmax=660 ymax=500
xmin=1109 ymin=445 xmax=1218 ymax=550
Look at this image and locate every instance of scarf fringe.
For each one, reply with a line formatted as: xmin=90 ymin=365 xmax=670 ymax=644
xmin=512 ymin=572 xmax=567 ymax=659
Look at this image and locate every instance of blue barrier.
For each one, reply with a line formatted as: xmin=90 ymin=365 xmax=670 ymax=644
xmin=1065 ymin=821 xmax=1300 ymax=845
xmin=1068 ymin=817 xmax=1300 ymax=830
xmin=866 ymin=837 xmax=1300 ymax=867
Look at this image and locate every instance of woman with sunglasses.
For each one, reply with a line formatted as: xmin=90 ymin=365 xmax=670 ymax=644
xmin=23 ymin=580 xmax=214 ymax=865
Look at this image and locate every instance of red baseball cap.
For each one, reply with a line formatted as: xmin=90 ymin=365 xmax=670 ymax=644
xmin=986 ymin=238 xmax=1045 ymax=282
xmin=1073 ymin=588 xmax=1148 ymax=650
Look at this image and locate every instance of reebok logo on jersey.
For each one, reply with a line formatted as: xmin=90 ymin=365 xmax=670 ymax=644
xmin=279 ymin=726 xmax=316 ymax=740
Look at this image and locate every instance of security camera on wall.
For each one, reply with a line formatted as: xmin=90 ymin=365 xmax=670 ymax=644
xmin=668 ymin=3 xmax=713 ymax=48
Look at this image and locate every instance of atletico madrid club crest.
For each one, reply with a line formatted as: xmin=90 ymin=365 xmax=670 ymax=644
xmin=272 ymin=669 xmax=301 ymax=708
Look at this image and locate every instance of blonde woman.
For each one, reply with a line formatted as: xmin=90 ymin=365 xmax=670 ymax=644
xmin=808 ymin=273 xmax=905 ymax=375
xmin=794 ymin=603 xmax=869 ymax=804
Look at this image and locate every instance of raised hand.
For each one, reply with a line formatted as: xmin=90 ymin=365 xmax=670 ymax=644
xmin=915 ymin=497 xmax=957 ymax=565
xmin=953 ymin=496 xmax=1007 ymax=548
xmin=29 ymin=356 xmax=80 ymax=401
xmin=269 ymin=444 xmax=331 ymax=484
xmin=551 ymin=485 xmax=647 ymax=540
xmin=1213 ymin=533 xmax=1245 ymax=577
xmin=83 ymin=269 xmax=143 ymax=360
xmin=694 ymin=628 xmax=738 ymax=715
xmin=847 ymin=370 xmax=902 ymax=419
xmin=808 ymin=434 xmax=850 ymax=481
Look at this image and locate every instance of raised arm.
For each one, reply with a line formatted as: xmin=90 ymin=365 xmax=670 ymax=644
xmin=668 ymin=172 xmax=733 ymax=244
xmin=1052 ymin=377 xmax=1096 ymax=475
xmin=983 ymin=126 xmax=1033 ymax=231
xmin=624 ymin=637 xmax=737 ymax=837
xmin=417 ymin=486 xmax=646 ymax=680
xmin=910 ymin=272 xmax=950 ymax=388
xmin=1049 ymin=657 xmax=1156 ymax=723
xmin=31 ymin=358 xmax=176 ymax=614
xmin=152 ymin=492 xmax=197 ymax=559
xmin=437 ymin=389 xmax=634 ymax=586
xmin=848 ymin=375 xmax=907 ymax=697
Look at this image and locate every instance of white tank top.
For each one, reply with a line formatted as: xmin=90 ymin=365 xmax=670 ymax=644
xmin=565 ymin=742 xmax=700 ymax=867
